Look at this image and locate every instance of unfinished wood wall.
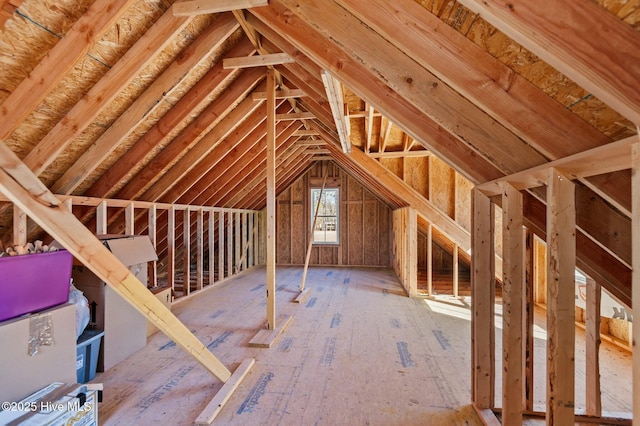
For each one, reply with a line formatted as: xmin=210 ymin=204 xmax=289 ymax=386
xmin=392 ymin=206 xmax=417 ymax=297
xmin=275 ymin=161 xmax=392 ymax=267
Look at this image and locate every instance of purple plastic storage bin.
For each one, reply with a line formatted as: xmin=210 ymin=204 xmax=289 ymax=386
xmin=0 ymin=250 xmax=73 ymax=322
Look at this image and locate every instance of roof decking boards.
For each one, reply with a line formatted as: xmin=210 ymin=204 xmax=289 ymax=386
xmin=0 ymin=0 xmax=638 ymax=423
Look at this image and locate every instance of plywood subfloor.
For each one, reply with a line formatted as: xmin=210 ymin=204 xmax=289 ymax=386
xmin=93 ymin=266 xmax=482 ymax=425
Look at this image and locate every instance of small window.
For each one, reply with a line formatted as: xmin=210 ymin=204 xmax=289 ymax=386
xmin=311 ymin=188 xmax=339 ymax=244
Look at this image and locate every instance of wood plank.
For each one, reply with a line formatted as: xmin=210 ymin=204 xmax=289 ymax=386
xmin=224 ymin=52 xmax=293 ymax=69
xmin=168 ymin=207 xmax=176 ymax=292
xmin=501 ymin=183 xmax=524 ymax=425
xmin=632 ymin=141 xmax=640 ymax=423
xmin=184 ymin=210 xmax=191 ymax=296
xmin=248 ymin=314 xmax=293 ymax=348
xmin=218 ymin=211 xmax=225 ymax=281
xmin=276 ymin=112 xmax=315 ymax=121
xmin=266 ymin=68 xmax=277 ymax=330
xmin=194 ymin=358 xmax=256 ymax=425
xmin=253 ymin=89 xmax=305 ymax=100
xmin=456 ymin=0 xmax=640 ymax=124
xmin=585 ymin=276 xmax=602 ymax=416
xmin=148 ymin=205 xmax=158 ymax=288
xmin=471 ymin=189 xmax=495 ymax=409
xmin=96 ymin=201 xmax=107 ymax=235
xmin=208 ymin=211 xmax=215 ymax=284
xmin=125 ymin=203 xmax=135 ymax=235
xmin=524 ymin=228 xmax=535 ymax=411
xmin=546 ymin=168 xmax=576 ymax=425
xmin=12 ymin=206 xmax=26 ymax=246
xmin=0 ymin=142 xmax=232 ymax=382
xmin=293 ymin=287 xmax=311 ymax=303
xmin=477 ymin=135 xmax=636 ymax=197
xmin=174 ymin=0 xmax=268 ymax=16
xmin=197 ymin=209 xmax=204 ymax=290
xmin=320 ymin=70 xmax=351 ymax=153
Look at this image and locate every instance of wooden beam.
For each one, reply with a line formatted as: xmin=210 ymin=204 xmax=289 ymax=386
xmin=456 ymin=0 xmax=640 ymax=124
xmin=253 ymin=89 xmax=305 ymax=100
xmin=183 ymin=210 xmax=191 ymax=296
xmin=96 ymin=201 xmax=107 ymax=235
xmin=524 ymin=228 xmax=535 ymax=411
xmin=224 ymin=52 xmax=293 ymax=69
xmin=293 ymin=130 xmax=320 ymax=137
xmin=148 ymin=205 xmax=158 ymax=288
xmin=12 ymin=206 xmax=26 ymax=246
xmin=0 ymin=142 xmax=233 ymax=382
xmin=197 ymin=209 xmax=204 ymax=291
xmin=168 ymin=207 xmax=176 ymax=292
xmin=125 ymin=203 xmax=135 ymax=235
xmin=174 ymin=0 xmax=268 ymax=16
xmin=471 ymin=189 xmax=495 ymax=409
xmin=632 ymin=141 xmax=640 ymax=423
xmin=218 ymin=211 xmax=225 ymax=280
xmin=501 ymin=183 xmax=524 ymax=425
xmin=367 ymin=150 xmax=430 ymax=159
xmin=546 ymin=168 xmax=576 ymax=425
xmin=426 ymin=223 xmax=433 ymax=297
xmin=320 ymin=70 xmax=351 ymax=153
xmin=266 ymin=68 xmax=277 ymax=330
xmin=477 ymin=135 xmax=636 ymax=197
xmin=585 ymin=276 xmax=602 ymax=417
xmin=276 ymin=112 xmax=315 ymax=121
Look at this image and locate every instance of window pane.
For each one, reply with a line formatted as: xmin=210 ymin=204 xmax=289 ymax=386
xmin=311 ymin=188 xmax=339 ymax=243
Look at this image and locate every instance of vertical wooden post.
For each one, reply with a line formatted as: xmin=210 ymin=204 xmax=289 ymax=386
xmin=427 ymin=223 xmax=433 ymax=297
xmin=524 ymin=228 xmax=535 ymax=411
xmin=248 ymin=212 xmax=254 ymax=267
xmin=546 ymin=168 xmax=576 ymax=425
xmin=235 ymin=211 xmax=241 ymax=272
xmin=471 ymin=189 xmax=495 ymax=408
xmin=631 ymin=141 xmax=640 ymax=424
xmin=266 ymin=68 xmax=277 ymax=330
xmin=452 ymin=243 xmax=459 ymax=298
xmin=168 ymin=206 xmax=176 ymax=293
xmin=585 ymin=276 xmax=601 ymax=416
xmin=196 ymin=209 xmax=204 ymax=291
xmin=501 ymin=182 xmax=524 ymax=425
xmin=96 ymin=201 xmax=107 ymax=235
xmin=125 ymin=202 xmax=135 ymax=235
xmin=218 ymin=210 xmax=225 ymax=281
xmin=407 ymin=207 xmax=418 ymax=297
xmin=183 ymin=208 xmax=191 ymax=296
xmin=227 ymin=210 xmax=233 ymax=277
xmin=148 ymin=204 xmax=158 ymax=288
xmin=208 ymin=210 xmax=215 ymax=285
xmin=12 ymin=206 xmax=27 ymax=246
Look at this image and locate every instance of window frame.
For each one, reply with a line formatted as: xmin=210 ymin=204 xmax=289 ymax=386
xmin=310 ymin=187 xmax=340 ymax=245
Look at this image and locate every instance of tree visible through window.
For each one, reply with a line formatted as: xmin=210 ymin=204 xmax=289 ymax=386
xmin=311 ymin=188 xmax=339 ymax=244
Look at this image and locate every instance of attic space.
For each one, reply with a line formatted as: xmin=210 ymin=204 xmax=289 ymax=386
xmin=0 ymin=0 xmax=639 ymax=425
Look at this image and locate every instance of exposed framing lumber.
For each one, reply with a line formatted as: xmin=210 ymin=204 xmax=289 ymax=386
xmin=367 ymin=150 xmax=430 ymax=159
xmin=276 ymin=112 xmax=315 ymax=121
xmin=471 ymin=189 xmax=495 ymax=409
xmin=546 ymin=168 xmax=576 ymax=425
xmin=208 ymin=211 xmax=215 ymax=285
xmin=183 ymin=209 xmax=191 ymax=296
xmin=320 ymin=70 xmax=351 ymax=153
xmin=174 ymin=0 xmax=268 ymax=16
xmin=0 ymin=142 xmax=235 ymax=383
xmin=585 ymin=276 xmax=602 ymax=416
xmin=196 ymin=209 xmax=204 ymax=290
xmin=148 ymin=205 xmax=158 ymax=288
xmin=218 ymin=211 xmax=225 ymax=281
xmin=632 ymin=141 xmax=640 ymax=423
xmin=168 ymin=207 xmax=176 ymax=292
xmin=524 ymin=228 xmax=535 ymax=411
xmin=456 ymin=0 xmax=640 ymax=125
xmin=224 ymin=52 xmax=293 ymax=69
xmin=266 ymin=68 xmax=277 ymax=330
xmin=253 ymin=89 xmax=305 ymax=100
xmin=96 ymin=201 xmax=107 ymax=235
xmin=12 ymin=206 xmax=26 ymax=246
xmin=426 ymin=223 xmax=433 ymax=297
xmin=501 ymin=183 xmax=524 ymax=425
xmin=125 ymin=203 xmax=135 ymax=235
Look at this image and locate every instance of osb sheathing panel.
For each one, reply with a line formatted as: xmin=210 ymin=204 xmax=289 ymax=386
xmin=429 ymin=156 xmax=455 ymax=219
xmin=455 ymin=172 xmax=473 ymax=232
xmin=379 ymin=157 xmax=403 ymax=179
xmin=404 ymin=156 xmax=429 ymax=199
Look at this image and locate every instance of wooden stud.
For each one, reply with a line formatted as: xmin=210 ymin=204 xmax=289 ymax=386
xmin=96 ymin=201 xmax=107 ymax=235
xmin=208 ymin=211 xmax=215 ymax=284
xmin=218 ymin=211 xmax=225 ymax=281
xmin=546 ymin=168 xmax=576 ymax=425
xmin=148 ymin=204 xmax=158 ymax=288
xmin=501 ymin=182 xmax=524 ymax=425
xmin=183 ymin=209 xmax=191 ymax=296
xmin=248 ymin=212 xmax=254 ymax=267
xmin=524 ymin=228 xmax=535 ymax=411
xmin=266 ymin=68 xmax=277 ymax=330
xmin=427 ymin=223 xmax=433 ymax=297
xmin=197 ymin=209 xmax=204 ymax=291
xmin=227 ymin=210 xmax=233 ymax=277
xmin=124 ymin=202 xmax=135 ymax=235
xmin=585 ymin=276 xmax=602 ymax=417
xmin=452 ymin=243 xmax=459 ymax=298
xmin=471 ymin=189 xmax=495 ymax=408
xmin=168 ymin=206 xmax=176 ymax=293
xmin=632 ymin=141 xmax=640 ymax=423
xmin=300 ymin=167 xmax=328 ymax=292
xmin=235 ymin=211 xmax=241 ymax=272
xmin=12 ymin=206 xmax=27 ymax=246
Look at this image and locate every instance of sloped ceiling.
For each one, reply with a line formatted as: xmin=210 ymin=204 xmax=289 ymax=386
xmin=0 ymin=0 xmax=638 ymax=304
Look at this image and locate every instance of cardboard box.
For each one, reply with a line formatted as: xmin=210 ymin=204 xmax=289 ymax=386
xmin=0 ymin=250 xmax=73 ymax=322
xmin=72 ymin=235 xmax=157 ymax=372
xmin=0 ymin=382 xmax=98 ymax=426
xmin=147 ymin=286 xmax=172 ymax=337
xmin=0 ymin=304 xmax=76 ymax=403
